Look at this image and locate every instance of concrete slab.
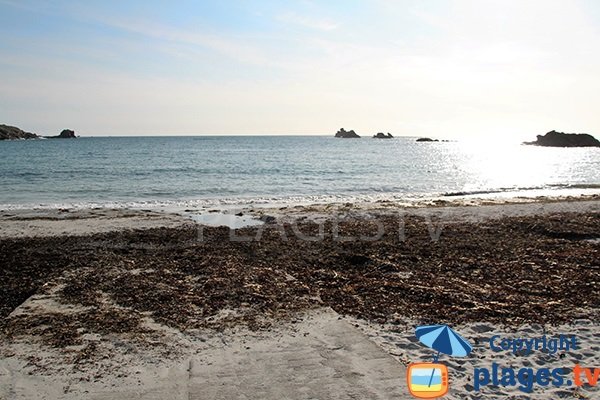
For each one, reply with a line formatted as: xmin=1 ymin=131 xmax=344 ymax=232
xmin=1 ymin=306 xmax=407 ymax=399
xmin=189 ymin=309 xmax=407 ymax=400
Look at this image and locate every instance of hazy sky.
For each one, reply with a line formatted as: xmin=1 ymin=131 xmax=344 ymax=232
xmin=1 ymin=0 xmax=600 ymax=138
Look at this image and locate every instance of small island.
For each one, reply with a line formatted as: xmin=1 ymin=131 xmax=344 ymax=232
xmin=523 ymin=130 xmax=600 ymax=147
xmin=45 ymin=129 xmax=77 ymax=139
xmin=373 ymin=132 xmax=393 ymax=139
xmin=334 ymin=128 xmax=360 ymax=138
xmin=0 ymin=124 xmax=78 ymax=140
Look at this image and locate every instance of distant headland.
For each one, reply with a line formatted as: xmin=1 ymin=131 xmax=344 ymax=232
xmin=0 ymin=125 xmax=39 ymax=140
xmin=0 ymin=124 xmax=77 ymax=140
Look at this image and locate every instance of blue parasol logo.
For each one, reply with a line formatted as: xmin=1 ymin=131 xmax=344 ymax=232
xmin=415 ymin=324 xmax=473 ymax=361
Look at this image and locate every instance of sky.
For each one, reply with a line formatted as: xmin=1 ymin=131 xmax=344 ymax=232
xmin=1 ymin=0 xmax=600 ymax=139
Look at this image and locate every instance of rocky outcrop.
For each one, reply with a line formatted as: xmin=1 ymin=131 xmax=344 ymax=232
xmin=523 ymin=130 xmax=600 ymax=147
xmin=0 ymin=124 xmax=39 ymax=140
xmin=0 ymin=125 xmax=79 ymax=140
xmin=373 ymin=132 xmax=393 ymax=139
xmin=416 ymin=137 xmax=438 ymax=142
xmin=58 ymin=129 xmax=76 ymax=138
xmin=335 ymin=128 xmax=360 ymax=138
xmin=46 ymin=129 xmax=77 ymax=139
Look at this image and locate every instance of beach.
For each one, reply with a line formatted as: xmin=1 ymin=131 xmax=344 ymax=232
xmin=4 ymin=0 xmax=600 ymax=398
xmin=0 ymin=196 xmax=599 ymax=399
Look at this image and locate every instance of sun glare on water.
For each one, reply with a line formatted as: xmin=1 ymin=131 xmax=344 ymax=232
xmin=458 ymin=141 xmax=593 ymax=194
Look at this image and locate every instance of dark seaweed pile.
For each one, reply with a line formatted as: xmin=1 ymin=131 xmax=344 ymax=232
xmin=1 ymin=212 xmax=599 ymax=348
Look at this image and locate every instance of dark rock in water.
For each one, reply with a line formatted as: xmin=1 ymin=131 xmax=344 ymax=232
xmin=58 ymin=129 xmax=76 ymax=138
xmin=523 ymin=130 xmax=600 ymax=147
xmin=0 ymin=124 xmax=39 ymax=140
xmin=47 ymin=129 xmax=77 ymax=139
xmin=335 ymin=128 xmax=360 ymax=138
xmin=416 ymin=137 xmax=439 ymax=142
xmin=373 ymin=132 xmax=393 ymax=139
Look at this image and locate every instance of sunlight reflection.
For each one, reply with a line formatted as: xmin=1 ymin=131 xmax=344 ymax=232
xmin=458 ymin=142 xmax=589 ymax=193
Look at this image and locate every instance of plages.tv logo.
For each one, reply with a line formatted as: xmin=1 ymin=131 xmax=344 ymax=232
xmin=407 ymin=324 xmax=473 ymax=398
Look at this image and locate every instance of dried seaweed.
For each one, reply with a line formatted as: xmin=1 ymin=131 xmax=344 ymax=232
xmin=1 ymin=212 xmax=598 ymax=349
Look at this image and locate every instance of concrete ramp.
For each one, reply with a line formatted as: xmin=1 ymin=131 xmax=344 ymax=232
xmin=190 ymin=309 xmax=407 ymax=400
xmin=1 ymin=307 xmax=407 ymax=399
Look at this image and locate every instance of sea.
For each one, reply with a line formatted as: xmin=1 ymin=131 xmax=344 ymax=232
xmin=1 ymin=136 xmax=599 ymax=210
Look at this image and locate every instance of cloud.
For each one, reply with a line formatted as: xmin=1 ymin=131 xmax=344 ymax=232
xmin=85 ymin=14 xmax=274 ymax=68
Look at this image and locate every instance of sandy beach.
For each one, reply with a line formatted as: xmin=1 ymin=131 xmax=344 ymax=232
xmin=1 ymin=197 xmax=599 ymax=399
xmin=4 ymin=0 xmax=600 ymax=398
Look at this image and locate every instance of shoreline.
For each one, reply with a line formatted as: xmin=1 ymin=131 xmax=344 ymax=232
xmin=1 ymin=193 xmax=599 ymax=238
xmin=1 ymin=185 xmax=599 ymax=212
xmin=1 ymin=197 xmax=599 ymax=398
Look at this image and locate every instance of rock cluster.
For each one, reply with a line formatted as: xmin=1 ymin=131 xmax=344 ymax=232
xmin=56 ymin=129 xmax=76 ymax=139
xmin=45 ymin=129 xmax=77 ymax=139
xmin=373 ymin=132 xmax=393 ymax=139
xmin=524 ymin=130 xmax=600 ymax=147
xmin=0 ymin=124 xmax=78 ymax=140
xmin=0 ymin=124 xmax=39 ymax=140
xmin=334 ymin=128 xmax=360 ymax=138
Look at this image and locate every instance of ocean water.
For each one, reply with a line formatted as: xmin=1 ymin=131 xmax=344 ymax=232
xmin=0 ymin=136 xmax=599 ymax=210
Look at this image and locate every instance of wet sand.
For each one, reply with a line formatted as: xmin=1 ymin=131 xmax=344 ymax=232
xmin=0 ymin=197 xmax=599 ymax=399
xmin=0 ymin=208 xmax=191 ymax=239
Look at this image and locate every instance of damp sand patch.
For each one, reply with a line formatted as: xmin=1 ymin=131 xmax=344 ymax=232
xmin=189 ymin=212 xmax=265 ymax=229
